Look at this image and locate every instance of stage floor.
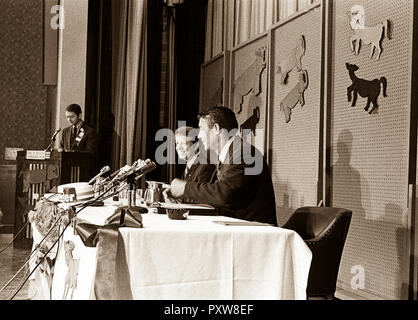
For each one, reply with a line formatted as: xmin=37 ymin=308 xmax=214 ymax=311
xmin=0 ymin=235 xmax=31 ymax=300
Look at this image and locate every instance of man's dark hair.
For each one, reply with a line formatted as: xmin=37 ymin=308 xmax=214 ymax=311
xmin=198 ymin=106 xmax=238 ymax=131
xmin=66 ymin=104 xmax=82 ymax=116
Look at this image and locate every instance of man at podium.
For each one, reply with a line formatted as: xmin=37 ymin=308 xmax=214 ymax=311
xmin=59 ymin=104 xmax=98 ymax=154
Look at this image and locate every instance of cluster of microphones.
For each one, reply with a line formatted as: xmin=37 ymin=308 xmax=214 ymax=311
xmin=88 ymin=159 xmax=157 ymax=189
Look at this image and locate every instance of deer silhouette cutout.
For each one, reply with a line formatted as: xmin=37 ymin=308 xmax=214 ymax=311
xmin=62 ymin=240 xmax=80 ymax=300
xmin=346 ymin=63 xmax=387 ymax=114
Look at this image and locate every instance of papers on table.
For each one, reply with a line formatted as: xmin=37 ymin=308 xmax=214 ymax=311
xmin=158 ymin=202 xmax=215 ymax=210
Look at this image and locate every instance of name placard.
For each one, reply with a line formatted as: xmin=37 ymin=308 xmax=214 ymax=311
xmin=26 ymin=150 xmax=50 ymax=160
xmin=4 ymin=147 xmax=24 ymax=160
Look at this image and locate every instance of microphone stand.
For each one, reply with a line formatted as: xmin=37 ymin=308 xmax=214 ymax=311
xmin=120 ymin=173 xmax=145 ymax=226
xmin=44 ymin=135 xmax=57 ymax=152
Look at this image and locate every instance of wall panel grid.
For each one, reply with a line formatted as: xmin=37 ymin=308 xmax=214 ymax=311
xmin=330 ymin=0 xmax=412 ymax=300
xmin=270 ymin=6 xmax=322 ymax=226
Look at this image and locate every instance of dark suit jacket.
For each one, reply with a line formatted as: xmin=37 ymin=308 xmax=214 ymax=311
xmin=183 ymin=162 xmax=216 ymax=183
xmin=183 ymin=136 xmax=277 ymax=226
xmin=60 ymin=121 xmax=98 ymax=153
xmin=181 ymin=156 xmax=216 ymax=210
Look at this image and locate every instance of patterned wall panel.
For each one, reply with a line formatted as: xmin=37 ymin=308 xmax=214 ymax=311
xmin=270 ymin=5 xmax=322 ymax=226
xmin=0 ymin=0 xmax=48 ymax=165
xmin=200 ymin=53 xmax=226 ymax=113
xmin=230 ymin=35 xmax=268 ymax=155
xmin=331 ymin=0 xmax=411 ymax=300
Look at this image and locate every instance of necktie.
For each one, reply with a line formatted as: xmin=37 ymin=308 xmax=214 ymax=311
xmin=70 ymin=126 xmax=77 ymax=148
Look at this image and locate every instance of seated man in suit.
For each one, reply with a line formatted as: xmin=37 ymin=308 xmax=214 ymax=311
xmin=168 ymin=106 xmax=277 ymax=226
xmin=175 ymin=126 xmax=216 ymax=183
xmin=59 ymin=104 xmax=98 ymax=154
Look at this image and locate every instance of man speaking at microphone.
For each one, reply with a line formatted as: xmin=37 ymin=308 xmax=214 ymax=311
xmin=59 ymin=104 xmax=98 ymax=154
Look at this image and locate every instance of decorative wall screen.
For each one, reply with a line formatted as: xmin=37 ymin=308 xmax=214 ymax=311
xmin=230 ymin=35 xmax=268 ymax=155
xmin=330 ymin=0 xmax=411 ymax=300
xmin=270 ymin=5 xmax=322 ymax=226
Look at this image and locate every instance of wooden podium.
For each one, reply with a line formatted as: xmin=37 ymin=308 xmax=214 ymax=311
xmin=13 ymin=150 xmax=93 ymax=248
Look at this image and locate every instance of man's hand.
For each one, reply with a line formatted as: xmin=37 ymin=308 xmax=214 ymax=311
xmin=162 ymin=187 xmax=180 ymax=204
xmin=169 ymin=178 xmax=187 ymax=198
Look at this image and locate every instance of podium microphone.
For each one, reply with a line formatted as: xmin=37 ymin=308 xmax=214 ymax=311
xmin=44 ymin=128 xmax=61 ymax=151
xmin=88 ymin=165 xmax=110 ymax=185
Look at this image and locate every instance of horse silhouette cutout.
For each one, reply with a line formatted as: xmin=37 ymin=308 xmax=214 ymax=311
xmin=348 ymin=13 xmax=390 ymax=60
xmin=240 ymin=107 xmax=260 ymax=138
xmin=346 ymin=63 xmax=387 ymax=114
xmin=277 ymin=35 xmax=305 ymax=84
xmin=280 ymin=70 xmax=309 ymax=123
xmin=232 ymin=46 xmax=267 ymax=114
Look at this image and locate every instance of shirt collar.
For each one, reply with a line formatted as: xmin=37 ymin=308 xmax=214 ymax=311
xmin=219 ymin=134 xmax=238 ymax=164
xmin=186 ymin=152 xmax=199 ymax=169
xmin=73 ymin=120 xmax=83 ymax=132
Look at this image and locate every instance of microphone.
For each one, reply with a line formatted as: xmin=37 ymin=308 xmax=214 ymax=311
xmin=97 ymin=167 xmax=123 ymax=186
xmin=44 ymin=128 xmax=61 ymax=151
xmin=134 ymin=160 xmax=157 ymax=181
xmin=108 ymin=159 xmax=144 ymax=184
xmin=88 ymin=165 xmax=110 ymax=185
xmin=51 ymin=128 xmax=61 ymax=140
xmin=112 ymin=161 xmax=144 ymax=184
xmin=114 ymin=160 xmax=156 ymax=193
xmin=113 ymin=159 xmax=156 ymax=184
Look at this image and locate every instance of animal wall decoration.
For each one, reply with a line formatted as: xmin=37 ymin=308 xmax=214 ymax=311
xmin=240 ymin=107 xmax=260 ymax=137
xmin=232 ymin=46 xmax=267 ymax=114
xmin=348 ymin=5 xmax=390 ymax=60
xmin=280 ymin=69 xmax=309 ymax=123
xmin=276 ymin=35 xmax=305 ymax=84
xmin=346 ymin=63 xmax=387 ymax=114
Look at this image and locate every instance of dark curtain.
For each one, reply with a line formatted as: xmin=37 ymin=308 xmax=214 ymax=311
xmin=111 ymin=0 xmax=148 ymax=172
xmin=145 ymin=0 xmax=207 ymax=183
xmin=145 ymin=0 xmax=164 ymax=182
xmin=84 ymin=0 xmax=113 ymax=173
xmin=175 ymin=0 xmax=207 ymax=129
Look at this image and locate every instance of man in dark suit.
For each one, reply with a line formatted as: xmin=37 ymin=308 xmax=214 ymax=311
xmin=174 ymin=126 xmax=216 ymax=184
xmin=59 ymin=104 xmax=98 ymax=153
xmin=168 ymin=106 xmax=277 ymax=226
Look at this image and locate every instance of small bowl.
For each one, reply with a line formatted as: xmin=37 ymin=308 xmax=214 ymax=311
xmin=166 ymin=209 xmax=189 ymax=220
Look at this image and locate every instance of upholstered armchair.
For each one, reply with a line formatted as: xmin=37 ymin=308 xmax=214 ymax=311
xmin=282 ymin=206 xmax=352 ymax=299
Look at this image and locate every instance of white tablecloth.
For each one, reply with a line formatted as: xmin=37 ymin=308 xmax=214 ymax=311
xmin=47 ymin=201 xmax=311 ymax=300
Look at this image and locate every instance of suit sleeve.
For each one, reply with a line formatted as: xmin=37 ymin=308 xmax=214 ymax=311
xmin=195 ymin=164 xmax=216 ymax=183
xmin=183 ymin=163 xmax=259 ymax=209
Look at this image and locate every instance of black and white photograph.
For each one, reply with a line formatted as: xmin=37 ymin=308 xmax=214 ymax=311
xmin=0 ymin=0 xmax=417 ymax=310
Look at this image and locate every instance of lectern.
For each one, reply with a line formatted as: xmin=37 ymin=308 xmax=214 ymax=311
xmin=14 ymin=150 xmax=93 ymax=248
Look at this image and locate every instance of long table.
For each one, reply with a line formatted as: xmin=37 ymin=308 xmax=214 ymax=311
xmin=30 ymin=200 xmax=312 ymax=300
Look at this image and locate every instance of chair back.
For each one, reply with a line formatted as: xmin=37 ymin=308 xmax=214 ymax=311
xmin=282 ymin=206 xmax=352 ymax=298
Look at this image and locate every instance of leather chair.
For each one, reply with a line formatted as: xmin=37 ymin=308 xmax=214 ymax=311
xmin=282 ymin=206 xmax=352 ymax=299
